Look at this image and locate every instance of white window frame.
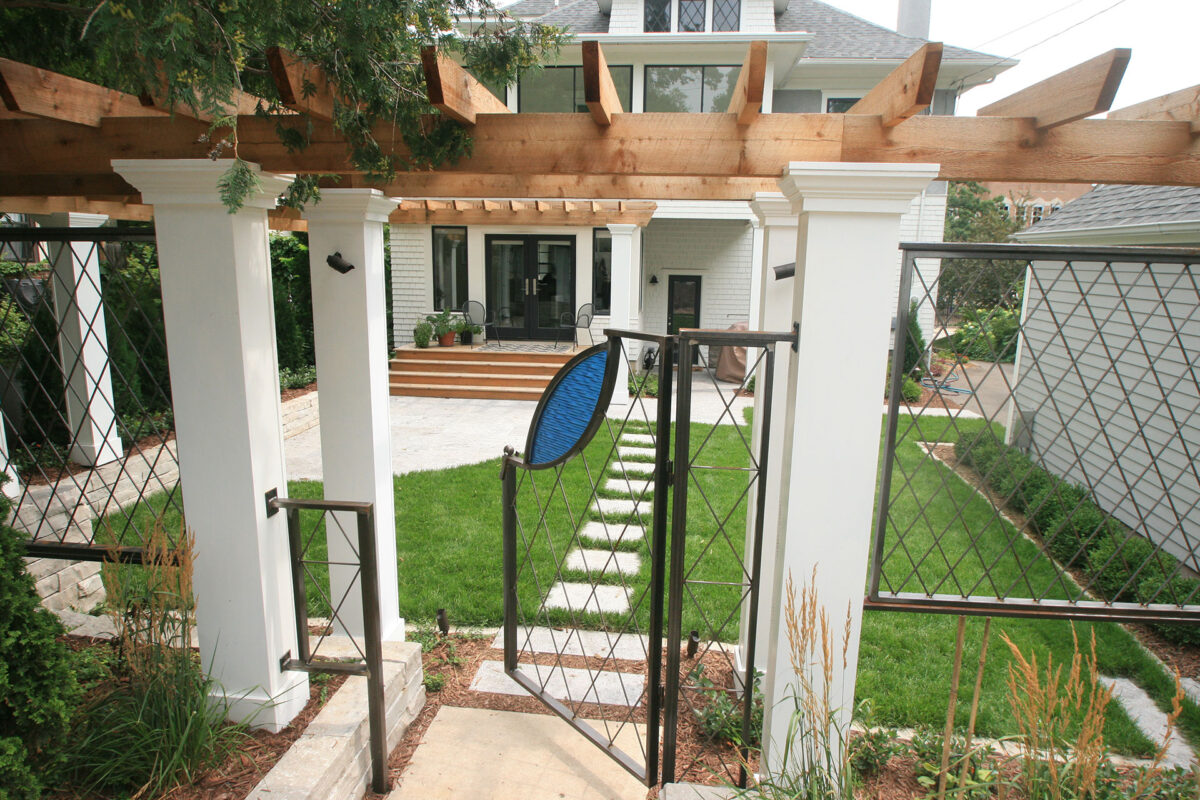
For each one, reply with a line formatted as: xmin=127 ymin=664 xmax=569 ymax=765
xmin=644 ymin=0 xmax=738 ymax=32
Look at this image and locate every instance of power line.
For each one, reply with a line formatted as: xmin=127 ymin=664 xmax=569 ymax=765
xmin=970 ymin=0 xmax=1093 ymax=50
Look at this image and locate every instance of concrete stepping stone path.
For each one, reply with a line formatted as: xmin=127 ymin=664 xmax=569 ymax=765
xmin=565 ymin=548 xmax=641 ymax=577
xmin=604 ymin=477 xmax=653 ymax=495
xmin=579 ymin=520 xmax=645 ymax=546
xmin=592 ymin=497 xmax=641 ymax=517
xmin=493 ymin=626 xmax=648 ymax=662
xmin=471 ymin=660 xmax=645 ymax=707
xmin=617 ymin=446 xmax=656 ymax=461
xmin=545 ymin=581 xmax=631 ymax=614
xmin=1101 ymin=676 xmax=1195 ymax=767
xmin=620 ymin=433 xmax=655 ymax=446
xmin=614 ymin=460 xmax=654 ymax=476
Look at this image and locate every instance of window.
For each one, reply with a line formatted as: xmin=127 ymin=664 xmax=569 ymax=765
xmin=712 ymin=0 xmax=739 ymax=31
xmin=645 ymin=0 xmax=671 ymax=31
xmin=593 ymin=229 xmax=612 ymax=314
xmin=678 ymin=0 xmax=704 ymax=31
xmin=645 ymin=66 xmax=740 ymax=113
xmin=432 ymin=227 xmax=468 ymax=312
xmin=519 ymin=66 xmax=634 ymax=113
xmin=825 ymin=97 xmax=859 ymax=113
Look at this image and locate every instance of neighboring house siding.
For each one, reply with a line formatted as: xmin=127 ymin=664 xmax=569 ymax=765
xmin=893 ymin=190 xmax=946 ymax=348
xmin=641 ymin=218 xmax=753 ymax=336
xmin=391 ymin=224 xmax=433 ymax=345
xmin=1012 ymin=259 xmax=1200 ymax=568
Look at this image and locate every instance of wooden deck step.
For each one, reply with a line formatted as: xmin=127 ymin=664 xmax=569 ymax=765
xmin=390 ymin=384 xmax=546 ymax=401
xmin=388 ymin=344 xmax=579 ymax=401
xmin=388 ymin=358 xmax=562 ymax=376
xmin=389 ymin=371 xmax=552 ymax=389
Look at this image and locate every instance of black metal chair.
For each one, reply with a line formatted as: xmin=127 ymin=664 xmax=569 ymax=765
xmin=462 ymin=300 xmax=500 ymax=349
xmin=555 ymin=302 xmax=595 ymax=348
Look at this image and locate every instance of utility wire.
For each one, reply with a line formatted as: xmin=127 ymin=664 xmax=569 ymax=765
xmin=970 ymin=0 xmax=1093 ymax=49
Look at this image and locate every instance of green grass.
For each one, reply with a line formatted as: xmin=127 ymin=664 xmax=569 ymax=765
xmin=99 ymin=411 xmax=1200 ymax=756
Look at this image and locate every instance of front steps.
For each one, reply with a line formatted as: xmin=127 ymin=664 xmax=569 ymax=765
xmin=388 ymin=344 xmax=576 ymax=400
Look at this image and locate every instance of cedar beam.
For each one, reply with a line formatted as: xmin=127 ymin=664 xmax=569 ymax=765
xmin=137 ymin=62 xmax=264 ymax=123
xmin=726 ymin=41 xmax=767 ymax=126
xmin=978 ymin=48 xmax=1131 ymax=130
xmin=1108 ymin=84 xmax=1200 ymax=135
xmin=266 ymin=47 xmax=336 ymax=120
xmin=0 ymin=57 xmax=164 ymax=126
xmin=582 ymin=41 xmax=624 ymax=126
xmin=847 ymin=42 xmax=942 ymax=127
xmin=420 ymin=47 xmax=510 ymax=125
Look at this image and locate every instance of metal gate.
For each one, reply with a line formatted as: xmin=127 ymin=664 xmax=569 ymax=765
xmin=500 ymin=326 xmax=795 ymax=787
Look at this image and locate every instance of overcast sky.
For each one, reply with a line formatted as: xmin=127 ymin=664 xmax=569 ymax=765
xmin=828 ymin=0 xmax=1198 ymax=116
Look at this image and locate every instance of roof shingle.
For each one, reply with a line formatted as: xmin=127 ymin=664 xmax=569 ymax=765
xmin=1026 ymin=185 xmax=1200 ymax=233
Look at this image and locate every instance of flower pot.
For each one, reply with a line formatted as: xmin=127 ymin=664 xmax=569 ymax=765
xmin=438 ymin=331 xmax=457 ymax=347
xmin=459 ymin=330 xmax=474 ymax=346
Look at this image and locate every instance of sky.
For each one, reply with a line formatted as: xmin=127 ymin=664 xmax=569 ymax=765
xmin=827 ymin=0 xmax=1199 ymax=116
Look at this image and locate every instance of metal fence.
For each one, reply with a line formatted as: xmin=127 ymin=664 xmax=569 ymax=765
xmin=870 ymin=242 xmax=1200 ymax=624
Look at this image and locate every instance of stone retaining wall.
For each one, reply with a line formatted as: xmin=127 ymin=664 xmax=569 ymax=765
xmin=282 ymin=390 xmax=319 ymax=439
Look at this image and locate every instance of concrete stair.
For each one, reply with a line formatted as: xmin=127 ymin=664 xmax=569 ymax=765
xmin=389 ymin=344 xmax=575 ymax=400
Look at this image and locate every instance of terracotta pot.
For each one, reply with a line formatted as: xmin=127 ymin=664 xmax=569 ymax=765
xmin=438 ymin=331 xmax=457 ymax=347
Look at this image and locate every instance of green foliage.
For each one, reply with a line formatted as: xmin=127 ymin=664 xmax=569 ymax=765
xmin=16 ymin=301 xmax=69 ymax=447
xmin=270 ymin=233 xmax=314 ymax=371
xmin=688 ymin=664 xmax=763 ymax=747
xmin=279 ymin=365 xmax=317 ymax=391
xmin=216 ymin=159 xmax=261 ymax=214
xmin=903 ymin=300 xmax=927 ymax=378
xmin=1139 ymin=573 xmax=1200 ymax=646
xmin=1086 ymin=532 xmax=1161 ymax=602
xmin=901 ymin=376 xmax=922 ymax=403
xmin=423 ymin=673 xmax=447 ymax=692
xmin=426 ymin=309 xmax=456 ymax=337
xmin=848 ymin=728 xmax=900 ymax=777
xmin=413 ymin=321 xmax=434 ymax=348
xmin=0 ymin=491 xmax=79 ymax=799
xmin=0 ymin=1 xmax=568 ymax=211
xmin=950 ymin=307 xmax=1021 ymax=363
xmin=940 ymin=182 xmax=1025 ymax=315
xmin=628 ymin=371 xmax=659 ymax=398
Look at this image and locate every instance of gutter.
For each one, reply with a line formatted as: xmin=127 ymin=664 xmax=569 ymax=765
xmin=1014 ymin=219 xmax=1200 ymax=246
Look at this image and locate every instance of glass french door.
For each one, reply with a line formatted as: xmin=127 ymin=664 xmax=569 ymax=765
xmin=486 ymin=234 xmax=576 ymax=340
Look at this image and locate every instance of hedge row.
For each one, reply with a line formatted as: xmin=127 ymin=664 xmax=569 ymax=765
xmin=955 ymin=431 xmax=1200 ymax=645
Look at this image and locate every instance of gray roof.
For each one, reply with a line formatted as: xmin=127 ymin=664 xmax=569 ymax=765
xmin=1026 ymin=185 xmax=1200 ymax=233
xmin=503 ymin=0 xmax=996 ymax=60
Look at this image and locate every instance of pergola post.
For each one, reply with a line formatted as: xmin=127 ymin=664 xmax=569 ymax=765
xmin=739 ymin=193 xmax=797 ymax=682
xmin=303 ymin=189 xmax=404 ymax=642
xmin=111 ymin=158 xmax=308 ymax=731
xmin=37 ymin=212 xmax=124 ymax=467
xmin=606 ymin=222 xmax=640 ymax=406
xmin=761 ymin=163 xmax=938 ymax=774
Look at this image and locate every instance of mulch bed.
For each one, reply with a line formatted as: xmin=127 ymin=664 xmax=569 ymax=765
xmin=280 ymin=381 xmax=317 ymax=403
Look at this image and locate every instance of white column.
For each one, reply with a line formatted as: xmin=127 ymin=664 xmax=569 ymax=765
xmin=0 ymin=411 xmax=17 ymax=499
xmin=112 ymin=159 xmax=307 ymax=731
xmin=607 ymin=223 xmax=639 ymax=407
xmin=38 ymin=212 xmax=124 ymax=467
xmin=747 ymin=217 xmax=765 ymax=331
xmin=738 ymin=193 xmax=797 ymax=683
xmin=761 ymin=163 xmax=938 ymax=774
xmin=303 ymin=189 xmax=404 ymax=642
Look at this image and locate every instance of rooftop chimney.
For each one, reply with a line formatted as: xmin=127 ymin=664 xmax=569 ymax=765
xmin=897 ymin=0 xmax=931 ymax=39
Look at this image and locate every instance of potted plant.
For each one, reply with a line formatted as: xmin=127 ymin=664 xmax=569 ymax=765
xmin=413 ymin=321 xmax=433 ymax=348
xmin=426 ymin=309 xmax=457 ymax=347
xmin=458 ymin=320 xmax=483 ymax=345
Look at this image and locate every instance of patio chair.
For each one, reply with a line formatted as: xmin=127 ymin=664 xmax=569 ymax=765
xmin=555 ymin=302 xmax=595 ymax=348
xmin=462 ymin=300 xmax=500 ymax=348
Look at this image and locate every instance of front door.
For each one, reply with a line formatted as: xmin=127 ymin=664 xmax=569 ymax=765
xmin=667 ymin=275 xmax=702 ymax=364
xmin=485 ymin=234 xmax=576 ymax=340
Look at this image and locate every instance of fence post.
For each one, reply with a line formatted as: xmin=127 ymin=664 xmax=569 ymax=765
xmin=760 ymin=163 xmax=939 ymax=776
xmin=111 ymin=158 xmax=308 ymax=731
xmin=304 ymin=189 xmax=404 ymax=642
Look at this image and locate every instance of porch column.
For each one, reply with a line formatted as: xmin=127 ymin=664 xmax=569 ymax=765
xmin=747 ymin=216 xmax=765 ymax=331
xmin=0 ymin=410 xmax=17 ymax=499
xmin=761 ymin=163 xmax=938 ymax=774
xmin=38 ymin=212 xmax=124 ymax=467
xmin=303 ymin=189 xmax=404 ymax=642
xmin=111 ymin=158 xmax=308 ymax=731
xmin=607 ymin=222 xmax=639 ymax=407
xmin=739 ymin=193 xmax=797 ymax=681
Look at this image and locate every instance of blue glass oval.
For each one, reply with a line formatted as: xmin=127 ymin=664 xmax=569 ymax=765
xmin=527 ymin=350 xmax=608 ymax=466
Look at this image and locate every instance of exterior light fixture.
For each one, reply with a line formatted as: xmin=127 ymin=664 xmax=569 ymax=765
xmin=326 ymin=251 xmax=355 ymax=274
xmin=649 ymin=274 xmax=659 ymax=285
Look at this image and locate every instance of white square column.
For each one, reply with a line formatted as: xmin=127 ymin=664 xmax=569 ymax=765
xmin=738 ymin=193 xmax=798 ymax=682
xmin=607 ymin=222 xmax=640 ymax=407
xmin=0 ymin=410 xmax=17 ymax=499
xmin=303 ymin=189 xmax=404 ymax=642
xmin=38 ymin=212 xmax=124 ymax=467
xmin=112 ymin=159 xmax=308 ymax=731
xmin=761 ymin=163 xmax=939 ymax=774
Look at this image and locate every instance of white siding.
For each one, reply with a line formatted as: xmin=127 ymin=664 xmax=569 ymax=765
xmin=1012 ymin=259 xmax=1200 ymax=568
xmin=609 ymin=0 xmax=642 ymax=33
xmin=390 ymin=224 xmax=432 ymax=345
xmin=892 ymin=189 xmax=946 ymax=351
xmin=740 ymin=0 xmax=777 ymax=33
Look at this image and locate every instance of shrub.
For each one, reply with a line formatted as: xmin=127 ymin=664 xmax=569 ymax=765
xmin=950 ymin=307 xmax=1020 ymax=363
xmin=902 ymin=299 xmax=927 ymax=379
xmin=629 ymin=371 xmax=659 ymax=398
xmin=986 ymin=450 xmax=1038 ymax=506
xmin=1087 ymin=530 xmax=1163 ymax=602
xmin=849 ymin=728 xmax=899 ymax=777
xmin=279 ymin=365 xmax=317 ymax=391
xmin=413 ymin=321 xmax=433 ymax=348
xmin=901 ymin=376 xmax=922 ymax=403
xmin=955 ymin=429 xmax=1002 ymax=474
xmin=0 ymin=490 xmax=79 ymax=799
xmin=1138 ymin=574 xmax=1200 ymax=647
xmin=1029 ymin=481 xmax=1088 ymax=535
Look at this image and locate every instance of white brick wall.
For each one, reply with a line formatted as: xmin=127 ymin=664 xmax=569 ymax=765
xmin=390 ymin=225 xmax=432 ymax=345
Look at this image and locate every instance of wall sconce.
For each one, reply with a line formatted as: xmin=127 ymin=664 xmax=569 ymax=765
xmin=326 ymin=251 xmax=355 ymax=274
xmin=649 ymin=274 xmax=659 ymax=285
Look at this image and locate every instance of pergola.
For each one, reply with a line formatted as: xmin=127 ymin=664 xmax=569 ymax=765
xmin=3 ymin=38 xmax=1200 ymax=773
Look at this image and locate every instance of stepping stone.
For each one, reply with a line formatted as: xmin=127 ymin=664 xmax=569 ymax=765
xmin=1100 ymin=676 xmax=1195 ymax=767
xmin=621 ymin=433 xmax=654 ymax=446
xmin=545 ymin=581 xmax=631 ymax=614
xmin=470 ymin=660 xmax=646 ymax=707
xmin=565 ymin=548 xmax=641 ymax=577
xmin=492 ymin=626 xmax=648 ymax=662
xmin=618 ymin=446 xmax=655 ymax=460
xmin=591 ymin=497 xmax=643 ymax=517
xmin=1182 ymin=677 xmax=1200 ymax=705
xmin=579 ymin=520 xmax=645 ymax=546
xmin=614 ymin=460 xmax=654 ymax=476
xmin=605 ymin=478 xmax=652 ymax=496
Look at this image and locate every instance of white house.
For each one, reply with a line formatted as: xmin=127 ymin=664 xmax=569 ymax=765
xmin=388 ymin=0 xmax=1010 ymax=366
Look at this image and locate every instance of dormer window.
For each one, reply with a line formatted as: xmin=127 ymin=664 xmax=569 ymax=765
xmin=644 ymin=0 xmax=739 ymax=32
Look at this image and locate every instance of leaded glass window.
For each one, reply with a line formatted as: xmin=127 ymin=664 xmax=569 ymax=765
xmin=712 ymin=0 xmax=739 ymax=31
xmin=645 ymin=0 xmax=670 ymax=31
xmin=679 ymin=0 xmax=705 ymax=31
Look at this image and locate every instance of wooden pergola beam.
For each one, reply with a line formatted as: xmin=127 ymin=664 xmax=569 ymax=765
xmin=726 ymin=41 xmax=767 ymax=126
xmin=391 ymin=198 xmax=655 ymax=226
xmin=1108 ymin=84 xmax=1200 ymax=135
xmin=266 ymin=48 xmax=336 ymax=120
xmin=420 ymin=47 xmax=510 ymax=125
xmin=978 ymin=48 xmax=1131 ymax=131
xmin=0 ymin=195 xmax=154 ymax=220
xmin=137 ymin=62 xmax=265 ymax=123
xmin=847 ymin=42 xmax=942 ymax=127
xmin=0 ymin=57 xmax=164 ymax=126
xmin=582 ymin=41 xmax=624 ymax=126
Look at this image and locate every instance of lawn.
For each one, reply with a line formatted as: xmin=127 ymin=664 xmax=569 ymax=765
xmin=99 ymin=411 xmax=1200 ymax=756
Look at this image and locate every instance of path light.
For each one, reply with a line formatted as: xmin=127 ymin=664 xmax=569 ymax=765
xmin=326 ymin=251 xmax=355 ymax=274
xmin=687 ymin=630 xmax=700 ymax=659
xmin=436 ymin=608 xmax=449 ymax=636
